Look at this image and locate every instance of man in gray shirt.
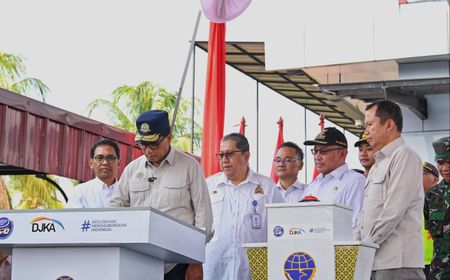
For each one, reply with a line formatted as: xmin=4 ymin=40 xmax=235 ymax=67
xmin=110 ymin=110 xmax=213 ymax=280
xmin=356 ymin=100 xmax=425 ymax=280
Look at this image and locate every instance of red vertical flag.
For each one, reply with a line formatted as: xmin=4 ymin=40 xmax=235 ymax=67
xmin=312 ymin=114 xmax=325 ymax=180
xmin=201 ymin=22 xmax=226 ymax=177
xmin=239 ymin=116 xmax=246 ymax=135
xmin=270 ymin=117 xmax=284 ymax=183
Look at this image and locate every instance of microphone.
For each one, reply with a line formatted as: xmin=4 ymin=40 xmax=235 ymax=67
xmin=148 ymin=177 xmax=157 ymax=183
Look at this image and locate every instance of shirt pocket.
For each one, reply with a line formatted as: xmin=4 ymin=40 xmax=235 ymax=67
xmin=367 ymin=174 xmax=386 ymax=202
xmin=210 ymin=192 xmax=224 ymax=241
xmin=129 ymin=180 xmax=150 ymax=206
xmin=161 ymin=180 xmax=188 ymax=206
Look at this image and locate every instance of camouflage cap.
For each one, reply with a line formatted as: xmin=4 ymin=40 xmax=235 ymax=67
xmin=432 ymin=136 xmax=450 ymax=159
xmin=423 ymin=162 xmax=439 ymax=178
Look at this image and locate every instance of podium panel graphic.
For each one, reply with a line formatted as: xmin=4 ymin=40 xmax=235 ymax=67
xmin=0 ymin=207 xmax=206 ymax=280
xmin=244 ymin=203 xmax=377 ymax=280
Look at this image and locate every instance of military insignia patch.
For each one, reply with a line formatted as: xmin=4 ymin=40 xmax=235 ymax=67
xmin=140 ymin=122 xmax=150 ymax=133
xmin=254 ymin=185 xmax=264 ymax=195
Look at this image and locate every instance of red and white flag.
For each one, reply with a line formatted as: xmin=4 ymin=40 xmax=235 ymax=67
xmin=270 ymin=117 xmax=284 ymax=183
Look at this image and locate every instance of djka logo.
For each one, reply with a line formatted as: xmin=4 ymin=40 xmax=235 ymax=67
xmin=30 ymin=216 xmax=65 ymax=232
xmin=289 ymin=227 xmax=306 ymax=235
xmin=0 ymin=217 xmax=14 ymax=240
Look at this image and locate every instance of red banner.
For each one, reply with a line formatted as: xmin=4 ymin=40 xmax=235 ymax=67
xmin=201 ymin=22 xmax=226 ymax=177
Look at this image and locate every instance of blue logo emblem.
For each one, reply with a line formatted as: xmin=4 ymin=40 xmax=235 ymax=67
xmin=273 ymin=226 xmax=284 ymax=237
xmin=81 ymin=220 xmax=91 ymax=232
xmin=284 ymin=252 xmax=316 ymax=280
xmin=0 ymin=217 xmax=14 ymax=240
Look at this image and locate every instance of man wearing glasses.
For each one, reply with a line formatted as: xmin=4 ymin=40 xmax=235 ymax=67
xmin=69 ymin=139 xmax=121 ymax=208
xmin=424 ymin=136 xmax=450 ymax=280
xmin=302 ymin=127 xmax=365 ymax=230
xmin=274 ymin=141 xmax=306 ymax=202
xmin=203 ymin=133 xmax=284 ymax=280
xmin=109 ymin=110 xmax=213 ymax=280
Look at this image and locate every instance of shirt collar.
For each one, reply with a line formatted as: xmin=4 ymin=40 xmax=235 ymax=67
xmin=217 ymin=167 xmax=258 ymax=186
xmin=94 ymin=176 xmax=117 ymax=189
xmin=144 ymin=146 xmax=175 ymax=168
xmin=277 ymin=179 xmax=305 ymax=190
xmin=376 ymin=137 xmax=404 ymax=159
xmin=317 ymin=163 xmax=349 ymax=181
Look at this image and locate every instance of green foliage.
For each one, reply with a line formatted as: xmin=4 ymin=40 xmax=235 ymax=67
xmin=7 ymin=175 xmax=63 ymax=209
xmin=0 ymin=52 xmax=49 ymax=101
xmin=1 ymin=51 xmax=62 ymax=209
xmin=87 ymin=81 xmax=202 ymax=151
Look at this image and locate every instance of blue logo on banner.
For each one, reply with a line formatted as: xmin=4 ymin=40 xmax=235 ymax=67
xmin=0 ymin=217 xmax=13 ymax=240
xmin=273 ymin=226 xmax=284 ymax=237
xmin=284 ymin=252 xmax=316 ymax=280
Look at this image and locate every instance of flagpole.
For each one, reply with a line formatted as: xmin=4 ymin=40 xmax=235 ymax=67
xmin=171 ymin=10 xmax=202 ymax=130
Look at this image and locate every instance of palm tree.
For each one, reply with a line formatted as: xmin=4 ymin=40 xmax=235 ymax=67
xmin=0 ymin=51 xmax=62 ymax=209
xmin=87 ymin=81 xmax=202 ymax=151
xmin=0 ymin=52 xmax=49 ymax=101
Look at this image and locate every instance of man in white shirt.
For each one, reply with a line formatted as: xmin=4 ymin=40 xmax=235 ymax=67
xmin=69 ymin=139 xmax=120 ymax=208
xmin=302 ymin=127 xmax=365 ymax=230
xmin=356 ymin=100 xmax=425 ymax=280
xmin=204 ymin=133 xmax=284 ymax=280
xmin=274 ymin=141 xmax=306 ymax=202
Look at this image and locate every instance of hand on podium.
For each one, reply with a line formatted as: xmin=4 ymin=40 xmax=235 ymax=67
xmin=185 ymin=263 xmax=203 ymax=280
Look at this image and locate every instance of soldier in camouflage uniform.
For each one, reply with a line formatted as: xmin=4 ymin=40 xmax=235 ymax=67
xmin=424 ymin=136 xmax=450 ymax=280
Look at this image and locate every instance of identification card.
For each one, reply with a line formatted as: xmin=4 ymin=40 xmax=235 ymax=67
xmin=251 ymin=213 xmax=262 ymax=229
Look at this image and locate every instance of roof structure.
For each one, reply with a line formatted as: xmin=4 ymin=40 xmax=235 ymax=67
xmin=0 ymin=88 xmax=142 ymax=182
xmin=195 ymin=41 xmax=366 ymax=135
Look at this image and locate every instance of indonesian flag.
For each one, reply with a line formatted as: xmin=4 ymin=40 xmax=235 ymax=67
xmin=312 ymin=114 xmax=325 ymax=180
xmin=239 ymin=116 xmax=246 ymax=135
xmin=200 ymin=22 xmax=226 ymax=177
xmin=270 ymin=117 xmax=284 ymax=182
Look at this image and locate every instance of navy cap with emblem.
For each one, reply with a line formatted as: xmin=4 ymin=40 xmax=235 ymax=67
xmin=135 ymin=110 xmax=170 ymax=142
xmin=303 ymin=127 xmax=348 ymax=148
xmin=432 ymin=136 xmax=450 ymax=159
xmin=354 ymin=132 xmax=369 ymax=147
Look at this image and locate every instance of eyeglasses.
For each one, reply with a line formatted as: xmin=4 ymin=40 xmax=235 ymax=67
xmin=436 ymin=158 xmax=450 ymax=165
xmin=137 ymin=137 xmax=165 ymax=150
xmin=273 ymin=158 xmax=300 ymax=164
xmin=311 ymin=148 xmax=343 ymax=156
xmin=93 ymin=155 xmax=118 ymax=163
xmin=215 ymin=150 xmax=243 ymax=160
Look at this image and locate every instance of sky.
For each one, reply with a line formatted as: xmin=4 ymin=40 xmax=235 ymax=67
xmin=1 ymin=0 xmax=363 ymax=201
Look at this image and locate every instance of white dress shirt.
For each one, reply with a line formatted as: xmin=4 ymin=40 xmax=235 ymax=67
xmin=204 ymin=169 xmax=285 ymax=280
xmin=69 ymin=177 xmax=117 ymax=208
xmin=301 ymin=163 xmax=365 ymax=229
xmin=276 ymin=179 xmax=307 ymax=203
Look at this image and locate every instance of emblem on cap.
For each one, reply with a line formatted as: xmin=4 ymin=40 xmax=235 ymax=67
xmin=140 ymin=123 xmax=150 ymax=133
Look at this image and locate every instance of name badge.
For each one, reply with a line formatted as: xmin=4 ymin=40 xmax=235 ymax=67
xmin=251 ymin=213 xmax=262 ymax=229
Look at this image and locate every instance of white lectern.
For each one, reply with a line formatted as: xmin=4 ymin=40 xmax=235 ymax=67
xmin=244 ymin=203 xmax=378 ymax=280
xmin=0 ymin=207 xmax=206 ymax=280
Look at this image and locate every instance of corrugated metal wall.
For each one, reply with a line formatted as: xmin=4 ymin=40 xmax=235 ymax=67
xmin=0 ymin=88 xmax=142 ymax=182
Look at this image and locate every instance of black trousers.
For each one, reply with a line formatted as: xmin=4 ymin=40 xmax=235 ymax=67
xmin=164 ymin=264 xmax=188 ymax=280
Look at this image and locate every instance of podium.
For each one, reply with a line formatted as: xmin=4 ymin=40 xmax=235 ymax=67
xmin=0 ymin=207 xmax=206 ymax=280
xmin=244 ymin=203 xmax=378 ymax=280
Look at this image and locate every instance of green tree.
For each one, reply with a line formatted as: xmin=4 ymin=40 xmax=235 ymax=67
xmin=0 ymin=51 xmax=62 ymax=209
xmin=87 ymin=81 xmax=202 ymax=152
xmin=0 ymin=52 xmax=49 ymax=101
